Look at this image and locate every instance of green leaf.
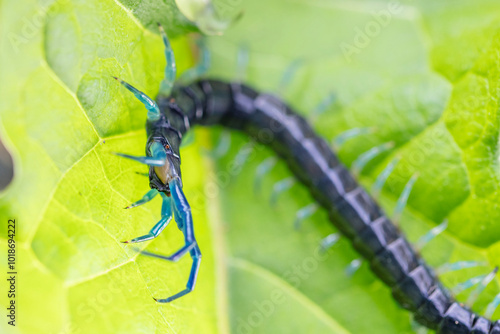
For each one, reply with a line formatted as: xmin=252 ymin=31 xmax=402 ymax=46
xmin=3 ymin=0 xmax=500 ymax=333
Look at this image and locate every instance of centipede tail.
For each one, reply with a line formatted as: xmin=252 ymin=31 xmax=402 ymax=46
xmin=150 ymin=79 xmax=500 ymax=333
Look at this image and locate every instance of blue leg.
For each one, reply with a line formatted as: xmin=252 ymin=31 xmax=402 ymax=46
xmin=414 ymin=219 xmax=448 ymax=251
xmin=332 ymin=127 xmax=376 ymax=150
xmin=486 ymin=292 xmax=500 ymax=318
xmin=123 ymin=193 xmax=172 ymax=243
xmin=138 ymin=184 xmax=196 ymax=261
xmin=178 ymin=38 xmax=210 ymax=84
xmin=114 ymin=141 xmax=167 ymax=166
xmin=294 ymin=203 xmax=319 ymax=230
xmin=158 ymin=23 xmax=176 ymax=97
xmin=436 ymin=260 xmax=487 ymax=275
xmin=235 ymin=44 xmax=250 ymax=82
xmin=372 ymin=156 xmax=400 ymax=196
xmin=270 ymin=177 xmax=296 ymax=205
xmin=125 ymin=189 xmax=158 ymax=209
xmin=113 ymin=77 xmax=160 ymax=121
xmin=137 ymin=178 xmax=201 ymax=302
xmin=204 ymin=130 xmax=231 ymax=158
xmin=466 ymin=267 xmax=498 ymax=307
xmin=310 ymin=92 xmax=336 ymax=122
xmin=155 ymin=245 xmax=202 ymax=303
xmin=351 ymin=141 xmax=394 ymax=177
xmin=276 ymin=59 xmax=304 ymax=97
xmin=393 ymin=173 xmax=419 ymax=225
xmin=254 ymin=156 xmax=277 ymax=193
xmin=320 ymin=233 xmax=340 ymax=252
xmin=345 ymin=258 xmax=362 ymax=277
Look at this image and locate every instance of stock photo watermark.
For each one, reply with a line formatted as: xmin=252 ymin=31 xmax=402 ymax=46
xmin=6 ymin=219 xmax=16 ymax=327
xmin=236 ymin=244 xmax=335 ymax=334
xmin=339 ymin=2 xmax=403 ymax=63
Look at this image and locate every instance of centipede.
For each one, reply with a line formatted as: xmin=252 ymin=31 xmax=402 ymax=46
xmin=112 ymin=24 xmax=500 ymax=334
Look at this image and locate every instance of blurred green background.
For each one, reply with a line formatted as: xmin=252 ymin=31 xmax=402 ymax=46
xmin=2 ymin=0 xmax=500 ymax=333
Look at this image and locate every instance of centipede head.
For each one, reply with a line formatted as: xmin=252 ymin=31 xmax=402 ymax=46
xmin=147 ymin=136 xmax=182 ymax=195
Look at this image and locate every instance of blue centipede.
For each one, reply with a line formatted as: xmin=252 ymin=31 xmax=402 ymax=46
xmin=113 ymin=25 xmax=500 ymax=334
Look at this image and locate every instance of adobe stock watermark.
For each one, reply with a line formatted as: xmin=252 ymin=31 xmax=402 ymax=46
xmin=339 ymin=2 xmax=403 ymax=63
xmin=7 ymin=0 xmax=70 ymax=53
xmin=236 ymin=243 xmax=335 ymax=334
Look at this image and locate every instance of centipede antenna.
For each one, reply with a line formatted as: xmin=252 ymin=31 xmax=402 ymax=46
xmin=371 ymin=156 xmax=400 ymax=196
xmin=178 ymin=38 xmax=210 ymax=84
xmin=204 ymin=130 xmax=231 ymax=158
xmin=435 ymin=260 xmax=488 ymax=275
xmin=294 ymin=203 xmax=320 ymax=230
xmin=122 ymin=193 xmax=173 ymax=243
xmin=125 ymin=189 xmax=159 ymax=209
xmin=331 ymin=127 xmax=376 ymax=151
xmin=351 ymin=141 xmax=394 ymax=177
xmin=270 ymin=177 xmax=296 ymax=205
xmin=113 ymin=77 xmax=161 ymax=121
xmin=392 ymin=173 xmax=419 ymax=226
xmin=466 ymin=267 xmax=498 ymax=308
xmin=158 ymin=23 xmax=176 ymax=97
xmin=276 ymin=59 xmax=304 ymax=97
xmin=414 ymin=219 xmax=448 ymax=251
xmin=135 ymin=171 xmax=150 ymax=177
xmin=320 ymin=233 xmax=340 ymax=252
xmin=254 ymin=156 xmax=278 ymax=193
xmin=310 ymin=92 xmax=336 ymax=122
xmin=236 ymin=44 xmax=250 ymax=82
xmin=451 ymin=274 xmax=487 ymax=295
xmin=345 ymin=258 xmax=362 ymax=277
xmin=485 ymin=292 xmax=500 ymax=319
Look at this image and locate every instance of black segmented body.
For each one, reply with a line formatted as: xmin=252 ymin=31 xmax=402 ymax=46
xmin=151 ymin=79 xmax=500 ymax=334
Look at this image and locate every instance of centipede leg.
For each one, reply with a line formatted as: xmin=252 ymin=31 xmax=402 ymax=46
xmin=205 ymin=130 xmax=231 ymax=158
xmin=254 ymin=156 xmax=277 ymax=194
xmin=371 ymin=156 xmax=400 ymax=196
xmin=351 ymin=141 xmax=394 ymax=177
xmin=125 ymin=189 xmax=158 ymax=209
xmin=294 ymin=203 xmax=319 ymax=230
xmin=178 ymin=38 xmax=210 ymax=84
xmin=345 ymin=258 xmax=362 ymax=277
xmin=435 ymin=260 xmax=487 ymax=275
xmin=157 ymin=23 xmax=176 ymax=97
xmin=235 ymin=44 xmax=250 ymax=82
xmin=310 ymin=92 xmax=336 ymax=122
xmin=320 ymin=233 xmax=340 ymax=252
xmin=331 ymin=127 xmax=376 ymax=150
xmin=414 ymin=219 xmax=448 ymax=251
xmin=270 ymin=177 xmax=296 ymax=205
xmin=139 ymin=180 xmax=197 ymax=261
xmin=155 ymin=245 xmax=202 ymax=303
xmin=122 ymin=193 xmax=172 ymax=244
xmin=393 ymin=173 xmax=419 ymax=225
xmin=276 ymin=59 xmax=304 ymax=96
